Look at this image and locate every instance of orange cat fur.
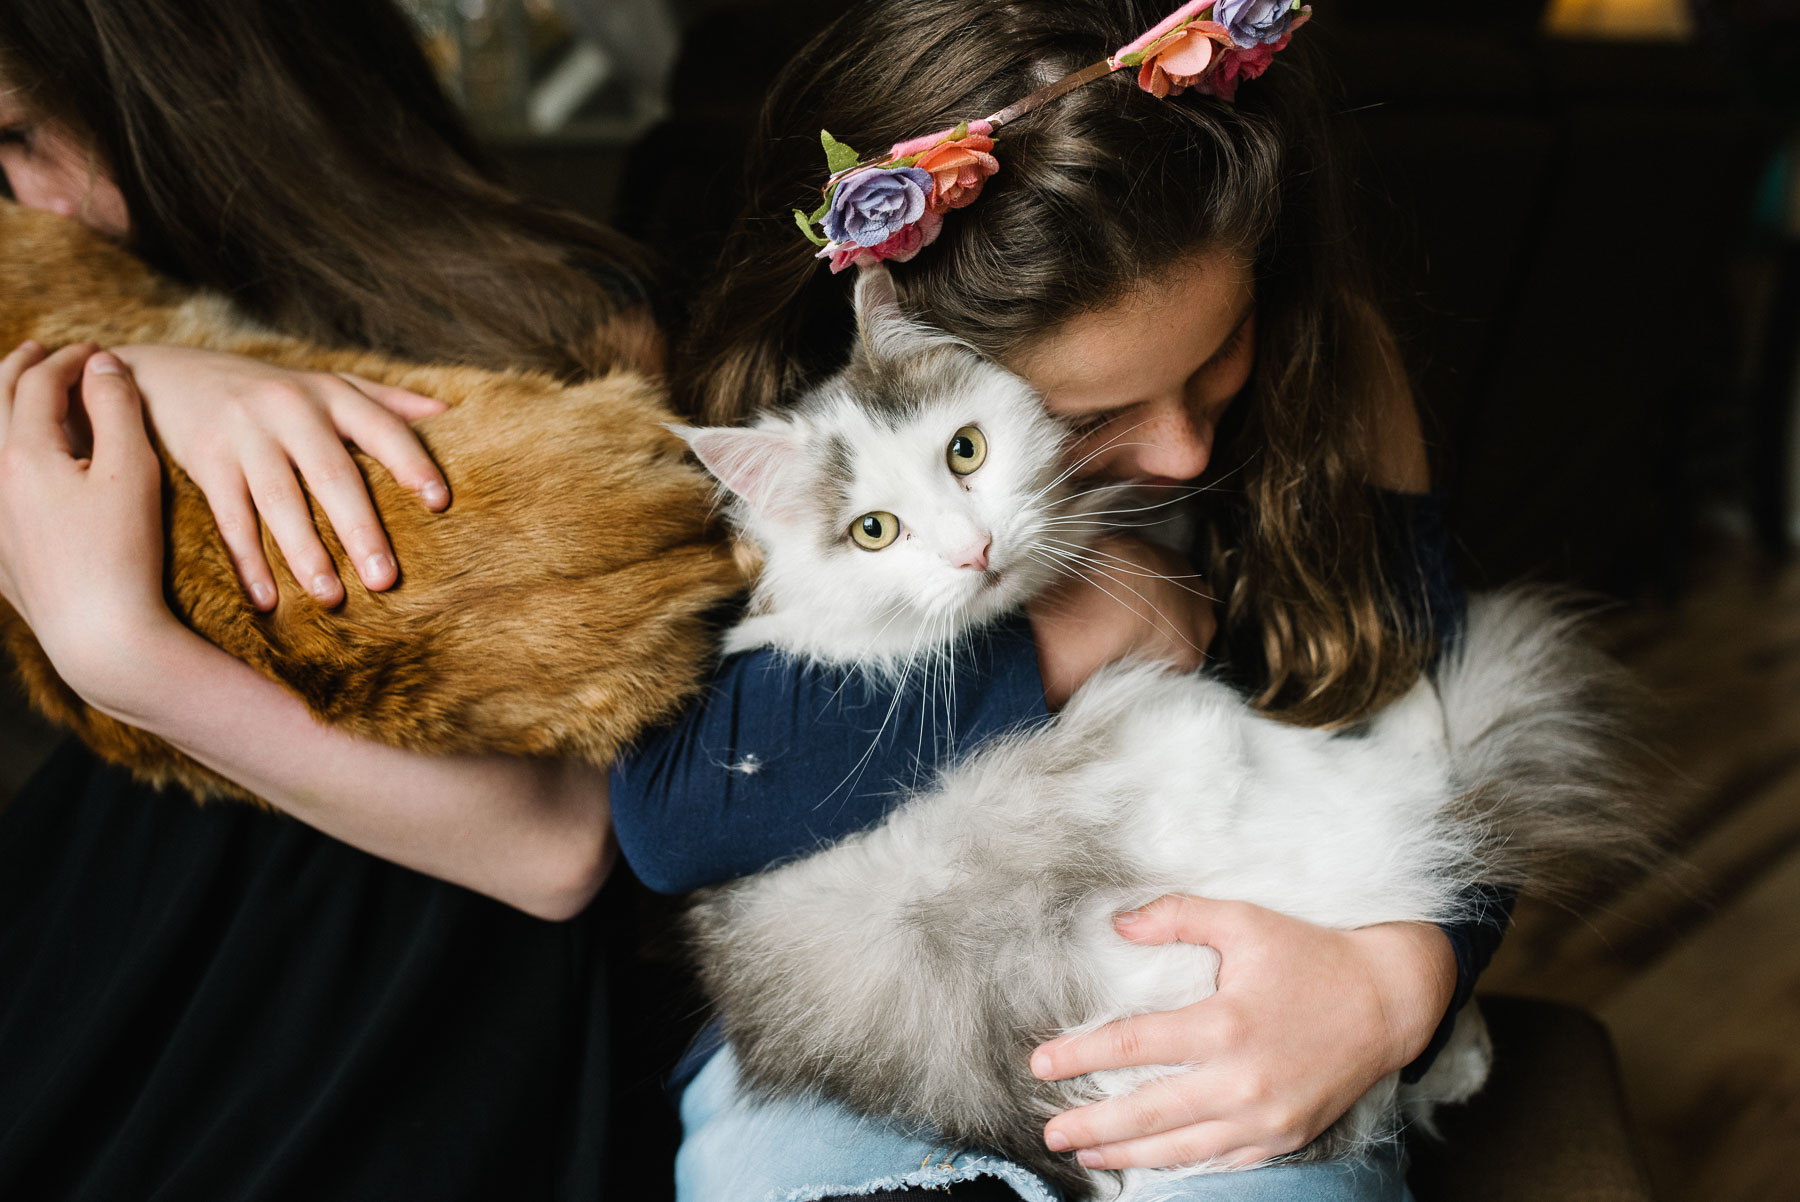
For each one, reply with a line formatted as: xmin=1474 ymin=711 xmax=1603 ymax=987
xmin=0 ymin=200 xmax=743 ymax=802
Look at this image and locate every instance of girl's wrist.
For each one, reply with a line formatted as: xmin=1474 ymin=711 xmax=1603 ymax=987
xmin=70 ymin=615 xmax=216 ymax=727
xmin=1349 ymin=920 xmax=1458 ymax=1074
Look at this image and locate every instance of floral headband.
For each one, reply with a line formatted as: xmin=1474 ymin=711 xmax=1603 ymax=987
xmin=795 ymin=0 xmax=1312 ymax=273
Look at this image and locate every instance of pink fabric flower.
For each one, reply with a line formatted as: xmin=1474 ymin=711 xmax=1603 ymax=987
xmin=1195 ymin=11 xmax=1310 ymax=100
xmin=823 ymin=211 xmax=945 ymax=274
xmin=1197 ymin=20 xmax=1299 ymax=102
xmin=1135 ymin=20 xmax=1233 ymax=99
xmin=913 ymin=133 xmax=1000 ymax=214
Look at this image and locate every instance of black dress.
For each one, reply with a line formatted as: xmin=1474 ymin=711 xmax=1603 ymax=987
xmin=0 ymin=740 xmax=684 ymax=1202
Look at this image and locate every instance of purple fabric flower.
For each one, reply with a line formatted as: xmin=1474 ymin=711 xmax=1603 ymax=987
xmin=1211 ymin=0 xmax=1295 ymax=47
xmin=822 ymin=166 xmax=934 ymax=249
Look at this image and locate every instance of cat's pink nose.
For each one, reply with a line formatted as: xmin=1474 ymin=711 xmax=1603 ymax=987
xmin=951 ymin=539 xmax=991 ymax=572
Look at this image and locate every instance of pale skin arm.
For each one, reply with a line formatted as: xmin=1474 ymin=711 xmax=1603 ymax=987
xmin=1024 ymin=386 xmax=1456 ymax=1170
xmin=0 ymin=342 xmax=612 ymax=920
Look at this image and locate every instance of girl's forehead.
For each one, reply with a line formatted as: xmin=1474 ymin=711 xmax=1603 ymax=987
xmin=1005 ymin=251 xmax=1254 ymax=416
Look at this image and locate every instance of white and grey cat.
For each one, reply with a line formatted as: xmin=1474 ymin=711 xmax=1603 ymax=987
xmin=673 ymin=268 xmax=1644 ymax=1201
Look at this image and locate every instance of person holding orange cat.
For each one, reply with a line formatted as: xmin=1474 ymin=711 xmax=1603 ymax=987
xmin=0 ymin=2 xmax=680 ymax=1198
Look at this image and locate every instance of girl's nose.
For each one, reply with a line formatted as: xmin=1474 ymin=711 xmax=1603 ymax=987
xmin=1129 ymin=398 xmax=1212 ymax=482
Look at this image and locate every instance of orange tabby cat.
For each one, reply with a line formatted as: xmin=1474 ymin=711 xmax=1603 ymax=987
xmin=0 ymin=200 xmax=743 ymax=802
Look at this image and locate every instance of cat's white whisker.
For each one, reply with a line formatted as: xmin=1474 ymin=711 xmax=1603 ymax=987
xmin=1040 ymin=539 xmax=1218 ymax=603
xmin=1021 ymin=417 xmax=1157 ymax=506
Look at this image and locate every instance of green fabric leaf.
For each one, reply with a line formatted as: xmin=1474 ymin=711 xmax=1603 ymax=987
xmin=950 ymin=121 xmax=969 ymax=141
xmin=793 ymin=208 xmax=828 ymax=247
xmin=820 ymin=130 xmax=861 ymax=176
xmin=807 ymin=191 xmax=833 ymax=224
xmin=1117 ymin=50 xmax=1145 ymax=67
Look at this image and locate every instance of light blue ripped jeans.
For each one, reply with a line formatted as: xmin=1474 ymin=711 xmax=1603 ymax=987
xmin=676 ymin=1046 xmax=1416 ymax=1202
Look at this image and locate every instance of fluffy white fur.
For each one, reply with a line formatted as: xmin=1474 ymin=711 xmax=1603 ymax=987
xmin=679 ymin=268 xmax=1641 ymax=1201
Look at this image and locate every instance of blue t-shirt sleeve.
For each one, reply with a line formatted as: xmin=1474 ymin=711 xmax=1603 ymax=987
xmin=1379 ymin=490 xmax=1515 ymax=1082
xmin=610 ymin=615 xmax=1049 ymax=894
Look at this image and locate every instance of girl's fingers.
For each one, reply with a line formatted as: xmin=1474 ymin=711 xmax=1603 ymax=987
xmin=1114 ymin=895 xmax=1245 ymax=947
xmin=0 ymin=341 xmax=49 ymax=431
xmin=1032 ymin=1005 xmax=1214 ymax=1082
xmin=241 ymin=441 xmax=344 ymax=606
xmin=337 ymin=372 xmax=447 ymax=421
xmin=1068 ymin=1121 xmax=1268 ymax=1173
xmin=1042 ymin=1067 xmax=1220 ymax=1153
xmin=82 ymin=354 xmax=157 ymax=475
xmin=283 ymin=425 xmax=397 ymax=591
xmin=195 ymin=471 xmax=278 ymax=610
xmin=9 ymin=343 xmax=96 ymax=454
xmin=327 ymin=383 xmax=449 ymax=510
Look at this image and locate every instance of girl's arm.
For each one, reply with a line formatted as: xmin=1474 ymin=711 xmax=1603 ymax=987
xmin=95 ymin=627 xmax=615 ymax=920
xmin=612 ymin=615 xmax=1049 ymax=893
xmin=0 ymin=342 xmax=611 ymax=920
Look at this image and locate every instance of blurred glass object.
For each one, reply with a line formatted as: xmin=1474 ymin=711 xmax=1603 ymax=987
xmin=1544 ymin=0 xmax=1697 ymax=39
xmin=402 ymin=0 xmax=677 ymax=141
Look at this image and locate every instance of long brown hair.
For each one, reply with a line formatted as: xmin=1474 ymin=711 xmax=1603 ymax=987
xmin=677 ymin=0 xmax=1428 ymax=727
xmin=0 ymin=0 xmax=658 ymax=378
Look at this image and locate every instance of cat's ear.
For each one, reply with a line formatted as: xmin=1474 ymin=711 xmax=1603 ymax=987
xmin=669 ymin=425 xmax=806 ymax=521
xmin=853 ymin=264 xmax=934 ymax=364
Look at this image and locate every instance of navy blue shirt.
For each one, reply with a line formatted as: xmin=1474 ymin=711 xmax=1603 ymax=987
xmin=610 ymin=615 xmax=1050 ymax=895
xmin=610 ymin=492 xmax=1508 ymax=1084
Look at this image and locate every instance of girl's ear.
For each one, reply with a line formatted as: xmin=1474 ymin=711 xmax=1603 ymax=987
xmin=669 ymin=425 xmax=807 ymax=521
xmin=853 ymin=264 xmax=937 ymax=364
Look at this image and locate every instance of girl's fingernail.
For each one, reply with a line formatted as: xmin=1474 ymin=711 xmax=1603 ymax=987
xmin=364 ymin=552 xmax=393 ymax=581
xmin=1077 ymin=1150 xmax=1104 ymax=1169
xmin=1045 ymin=1131 xmax=1071 ymax=1153
xmin=1030 ymin=1052 xmax=1053 ymax=1079
xmin=420 ymin=482 xmax=448 ymax=508
xmin=1115 ymin=910 xmax=1143 ymax=926
xmin=89 ymin=353 xmax=124 ymax=375
xmin=18 ymin=339 xmax=41 ymax=354
xmin=311 ymin=574 xmax=337 ymax=599
xmin=250 ymin=582 xmax=275 ymax=607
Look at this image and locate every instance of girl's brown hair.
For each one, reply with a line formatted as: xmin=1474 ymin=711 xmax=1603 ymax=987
xmin=0 ymin=0 xmax=659 ymax=379
xmin=677 ymin=0 xmax=1428 ymax=728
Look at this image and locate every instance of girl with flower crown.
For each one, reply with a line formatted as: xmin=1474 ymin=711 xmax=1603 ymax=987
xmin=607 ymin=0 xmax=1505 ymax=1198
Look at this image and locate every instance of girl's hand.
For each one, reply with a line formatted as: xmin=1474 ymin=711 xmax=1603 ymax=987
xmin=1028 ymin=534 xmax=1215 ymax=707
xmin=110 ymin=344 xmax=449 ymax=609
xmin=1030 ymin=896 xmax=1457 ymax=1170
xmin=0 ymin=341 xmax=179 ymax=702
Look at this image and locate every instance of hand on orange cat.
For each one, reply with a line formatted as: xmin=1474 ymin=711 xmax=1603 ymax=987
xmin=110 ymin=344 xmax=449 ymax=611
xmin=0 ymin=340 xmax=175 ymax=695
xmin=1028 ymin=896 xmax=1456 ymax=1172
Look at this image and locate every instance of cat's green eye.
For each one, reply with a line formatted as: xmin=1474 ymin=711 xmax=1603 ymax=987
xmin=851 ymin=511 xmax=901 ymax=551
xmin=946 ymin=426 xmax=987 ymax=476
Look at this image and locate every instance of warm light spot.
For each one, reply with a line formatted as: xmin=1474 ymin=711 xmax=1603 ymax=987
xmin=1544 ymin=0 xmax=1695 ymax=40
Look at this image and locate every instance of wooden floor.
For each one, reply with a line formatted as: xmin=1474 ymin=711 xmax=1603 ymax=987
xmin=1484 ymin=539 xmax=1800 ymax=1202
xmin=3 ymin=541 xmax=1796 ymax=1198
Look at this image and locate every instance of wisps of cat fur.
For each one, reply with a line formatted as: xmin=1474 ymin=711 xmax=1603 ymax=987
xmin=681 ymin=268 xmax=1653 ymax=1201
xmin=0 ymin=200 xmax=742 ymax=801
